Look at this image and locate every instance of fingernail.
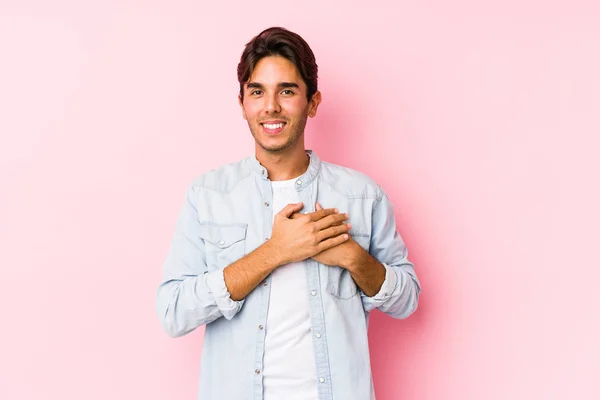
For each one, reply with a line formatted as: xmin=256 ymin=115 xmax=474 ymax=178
xmin=344 ymin=213 xmax=349 ymax=218
xmin=343 ymin=234 xmax=349 ymax=239
xmin=347 ymin=223 xmax=352 ymax=230
xmin=334 ymin=208 xmax=339 ymax=213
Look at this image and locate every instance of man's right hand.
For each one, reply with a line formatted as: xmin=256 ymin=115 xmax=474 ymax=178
xmin=268 ymin=202 xmax=351 ymax=265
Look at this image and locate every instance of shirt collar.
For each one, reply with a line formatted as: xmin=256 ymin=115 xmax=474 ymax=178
xmin=248 ymin=150 xmax=321 ymax=190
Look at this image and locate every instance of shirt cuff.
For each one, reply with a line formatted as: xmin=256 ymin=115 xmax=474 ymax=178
xmin=204 ymin=269 xmax=244 ymax=320
xmin=367 ymin=262 xmax=398 ymax=301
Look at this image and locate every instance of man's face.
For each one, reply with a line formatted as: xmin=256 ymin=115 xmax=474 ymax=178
xmin=239 ymin=55 xmax=321 ymax=153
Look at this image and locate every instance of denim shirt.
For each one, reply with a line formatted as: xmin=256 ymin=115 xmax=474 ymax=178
xmin=156 ymin=150 xmax=421 ymax=400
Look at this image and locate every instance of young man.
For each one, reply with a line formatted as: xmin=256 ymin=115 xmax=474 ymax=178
xmin=157 ymin=27 xmax=421 ymax=400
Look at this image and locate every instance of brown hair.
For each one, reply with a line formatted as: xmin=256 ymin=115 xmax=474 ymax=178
xmin=237 ymin=27 xmax=318 ymax=102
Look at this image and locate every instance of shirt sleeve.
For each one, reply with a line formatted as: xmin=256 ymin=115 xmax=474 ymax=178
xmin=156 ymin=182 xmax=244 ymax=338
xmin=360 ymin=186 xmax=421 ymax=318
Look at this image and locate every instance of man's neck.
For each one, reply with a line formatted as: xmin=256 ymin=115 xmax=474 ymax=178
xmin=255 ymin=144 xmax=310 ymax=181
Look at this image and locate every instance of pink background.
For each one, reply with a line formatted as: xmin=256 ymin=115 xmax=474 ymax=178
xmin=1 ymin=1 xmax=599 ymax=399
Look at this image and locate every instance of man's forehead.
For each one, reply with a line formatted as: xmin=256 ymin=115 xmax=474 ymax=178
xmin=246 ymin=56 xmax=303 ymax=85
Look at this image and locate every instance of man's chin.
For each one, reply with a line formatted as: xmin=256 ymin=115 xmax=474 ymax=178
xmin=257 ymin=142 xmax=291 ymax=153
xmin=254 ymin=136 xmax=294 ymax=153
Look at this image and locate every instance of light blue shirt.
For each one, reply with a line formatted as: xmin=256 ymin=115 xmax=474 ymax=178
xmin=156 ymin=150 xmax=421 ymax=400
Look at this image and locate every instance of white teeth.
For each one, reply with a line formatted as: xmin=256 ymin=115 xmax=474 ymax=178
xmin=263 ymin=123 xmax=284 ymax=129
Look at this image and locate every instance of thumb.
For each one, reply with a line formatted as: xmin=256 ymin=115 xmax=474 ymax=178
xmin=279 ymin=202 xmax=304 ymax=218
xmin=315 ymin=202 xmax=323 ymax=211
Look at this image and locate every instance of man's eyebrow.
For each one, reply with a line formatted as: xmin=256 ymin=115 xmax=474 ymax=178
xmin=278 ymin=82 xmax=300 ymax=89
xmin=245 ymin=82 xmax=300 ymax=90
xmin=246 ymin=82 xmax=264 ymax=89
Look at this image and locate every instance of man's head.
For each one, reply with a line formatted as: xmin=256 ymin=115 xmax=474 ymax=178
xmin=237 ymin=27 xmax=321 ymax=154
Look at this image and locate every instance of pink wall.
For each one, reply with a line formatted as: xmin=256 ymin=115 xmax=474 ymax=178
xmin=1 ymin=1 xmax=599 ymax=399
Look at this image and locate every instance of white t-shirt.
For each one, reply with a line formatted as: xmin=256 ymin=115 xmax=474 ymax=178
xmin=262 ymin=178 xmax=318 ymax=400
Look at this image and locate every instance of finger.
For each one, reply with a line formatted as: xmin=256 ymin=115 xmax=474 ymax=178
xmin=278 ymin=202 xmax=304 ymax=218
xmin=317 ymin=233 xmax=349 ymax=252
xmin=314 ymin=213 xmax=349 ymax=230
xmin=289 ymin=211 xmax=303 ymax=219
xmin=316 ymin=224 xmax=351 ymax=242
xmin=291 ymin=208 xmax=334 ymax=221
xmin=316 ymin=202 xmax=347 ymax=226
xmin=308 ymin=207 xmax=338 ymax=222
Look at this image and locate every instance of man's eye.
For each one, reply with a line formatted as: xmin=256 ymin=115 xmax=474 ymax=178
xmin=282 ymin=90 xmax=294 ymax=95
xmin=250 ymin=90 xmax=262 ymax=95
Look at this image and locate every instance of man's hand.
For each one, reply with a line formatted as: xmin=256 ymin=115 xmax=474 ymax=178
xmin=267 ymin=202 xmax=351 ymax=265
xmin=292 ymin=202 xmax=366 ymax=270
xmin=288 ymin=203 xmax=386 ymax=297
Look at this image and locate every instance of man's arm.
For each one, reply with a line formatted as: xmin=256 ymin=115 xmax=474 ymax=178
xmin=312 ymin=189 xmax=421 ymax=318
xmin=355 ymin=186 xmax=421 ymax=318
xmin=156 ymin=183 xmax=242 ymax=338
xmin=344 ymin=249 xmax=387 ymax=297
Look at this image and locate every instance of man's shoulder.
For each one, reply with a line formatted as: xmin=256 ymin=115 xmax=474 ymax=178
xmin=189 ymin=157 xmax=251 ymax=193
xmin=319 ymin=160 xmax=383 ymax=200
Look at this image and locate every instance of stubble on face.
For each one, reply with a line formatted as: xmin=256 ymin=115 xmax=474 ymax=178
xmin=247 ymin=110 xmax=309 ymax=153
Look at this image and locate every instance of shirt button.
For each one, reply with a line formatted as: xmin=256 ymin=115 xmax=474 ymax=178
xmin=264 ymin=238 xmax=269 ymax=242
xmin=261 ymin=170 xmax=265 ymax=175
xmin=218 ymin=240 xmax=225 ymax=246
xmin=315 ymin=332 xmax=321 ymax=338
xmin=319 ymin=377 xmax=325 ymax=383
xmin=310 ymin=290 xmax=317 ymax=296
xmin=264 ymin=202 xmax=269 ymax=207
xmin=258 ymin=325 xmax=264 ymax=330
xmin=263 ymin=281 xmax=268 ymax=286
xmin=296 ymin=180 xmax=302 ymax=185
xmin=255 ymin=369 xmax=261 ymax=374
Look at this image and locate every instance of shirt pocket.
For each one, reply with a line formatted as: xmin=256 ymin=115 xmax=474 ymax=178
xmin=327 ymin=234 xmax=371 ymax=299
xmin=198 ymin=222 xmax=248 ymax=271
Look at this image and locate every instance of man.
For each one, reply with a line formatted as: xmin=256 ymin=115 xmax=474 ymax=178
xmin=157 ymin=27 xmax=421 ymax=400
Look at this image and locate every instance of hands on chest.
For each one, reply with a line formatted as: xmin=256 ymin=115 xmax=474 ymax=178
xmin=269 ymin=201 xmax=365 ymax=270
xmin=224 ymin=201 xmax=380 ymax=301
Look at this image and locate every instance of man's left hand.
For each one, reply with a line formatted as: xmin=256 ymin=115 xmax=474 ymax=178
xmin=291 ymin=202 xmax=366 ymax=270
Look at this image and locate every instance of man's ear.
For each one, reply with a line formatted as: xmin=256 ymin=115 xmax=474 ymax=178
xmin=308 ymin=90 xmax=322 ymax=118
xmin=238 ymin=93 xmax=247 ymax=120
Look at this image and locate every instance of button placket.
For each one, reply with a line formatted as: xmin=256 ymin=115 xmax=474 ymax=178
xmin=252 ymin=174 xmax=272 ymax=397
xmin=305 ymin=259 xmax=333 ymax=397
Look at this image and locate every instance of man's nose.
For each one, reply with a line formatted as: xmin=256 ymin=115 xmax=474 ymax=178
xmin=264 ymin=93 xmax=281 ymax=113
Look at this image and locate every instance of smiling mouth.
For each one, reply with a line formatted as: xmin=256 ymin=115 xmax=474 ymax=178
xmin=260 ymin=122 xmax=287 ymax=135
xmin=261 ymin=122 xmax=286 ymax=129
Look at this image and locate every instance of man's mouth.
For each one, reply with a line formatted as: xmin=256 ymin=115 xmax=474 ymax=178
xmin=260 ymin=121 xmax=286 ymax=135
